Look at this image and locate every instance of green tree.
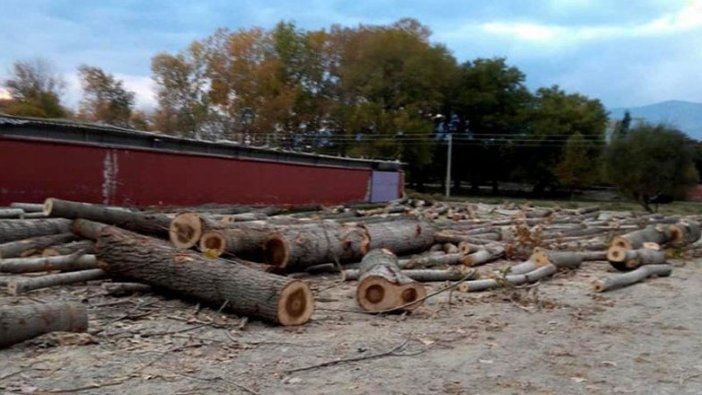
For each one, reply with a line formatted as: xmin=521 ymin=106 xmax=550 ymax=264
xmin=78 ymin=65 xmax=135 ymax=127
xmin=3 ymin=59 xmax=67 ymax=118
xmin=604 ymin=123 xmax=699 ymax=212
xmin=556 ymin=132 xmax=598 ymax=195
xmin=524 ymin=85 xmax=607 ymax=193
xmin=613 ymin=110 xmax=631 ymax=139
xmin=449 ymin=58 xmax=532 ymax=193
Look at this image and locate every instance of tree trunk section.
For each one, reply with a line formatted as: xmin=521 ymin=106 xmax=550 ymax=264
xmin=530 ymin=249 xmax=583 ymax=269
xmin=7 ymin=269 xmax=107 ymax=295
xmin=0 ymin=218 xmax=72 ymax=243
xmin=0 ymin=254 xmax=97 ymax=273
xmin=96 ymin=227 xmax=313 ymax=326
xmin=44 ymin=198 xmax=170 ymax=237
xmin=592 ymin=264 xmax=672 ymax=292
xmin=199 ymin=222 xmax=277 ymax=259
xmin=10 ymin=203 xmax=44 ymax=212
xmin=263 ymin=222 xmax=370 ymax=270
xmin=399 ymin=253 xmax=469 ymax=269
xmin=356 ymin=249 xmax=426 ymax=313
xmin=362 ymin=220 xmax=434 ymax=255
xmin=0 ymin=303 xmax=88 ymax=348
xmin=0 ymin=208 xmax=25 ymax=218
xmin=464 ymin=245 xmax=505 ymax=267
xmin=0 ymin=233 xmax=77 ymax=259
xmin=607 ymin=247 xmax=666 ymax=271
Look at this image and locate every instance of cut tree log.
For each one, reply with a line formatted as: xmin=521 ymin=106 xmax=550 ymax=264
xmin=0 ymin=302 xmax=88 ymax=348
xmin=71 ymin=219 xmax=110 ymax=240
xmin=102 ymin=282 xmax=152 ymax=296
xmin=7 ymin=268 xmax=107 ymax=295
xmin=399 ymin=253 xmax=469 ymax=269
xmin=464 ymin=245 xmax=505 ymax=267
xmin=0 ymin=233 xmax=77 ymax=259
xmin=44 ymin=198 xmax=171 ymax=237
xmin=169 ymin=212 xmax=222 ymax=249
xmin=263 ymin=221 xmax=370 ymax=270
xmin=362 ymin=220 xmax=435 ymax=255
xmin=530 ymin=248 xmax=583 ymax=269
xmin=610 ymin=225 xmax=671 ymax=250
xmin=592 ymin=264 xmax=672 ymax=292
xmin=606 ymin=247 xmax=666 ymax=270
xmin=344 ymin=267 xmax=475 ymax=282
xmin=42 ymin=240 xmax=95 ymax=256
xmin=10 ymin=203 xmax=44 ymax=212
xmin=95 ymin=226 xmax=313 ymax=326
xmin=0 ymin=218 xmax=72 ymax=243
xmin=0 ymin=208 xmax=25 ymax=218
xmin=198 ymin=222 xmax=277 ymax=259
xmin=356 ymin=249 xmax=426 ymax=313
xmin=669 ymin=221 xmax=702 ymax=245
xmin=0 ymin=253 xmax=97 ymax=273
xmin=458 ymin=264 xmax=557 ymax=292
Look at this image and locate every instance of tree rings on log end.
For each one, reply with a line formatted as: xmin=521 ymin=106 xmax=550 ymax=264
xmin=199 ymin=231 xmax=226 ymax=257
xmin=668 ymin=225 xmax=684 ymax=245
xmin=592 ymin=279 xmax=606 ymax=293
xmin=169 ymin=213 xmax=203 ymax=249
xmin=264 ymin=234 xmax=289 ymax=268
xmin=530 ymin=248 xmax=550 ymax=266
xmin=42 ymin=198 xmax=56 ymax=216
xmin=611 ymin=236 xmax=632 ymax=250
xmin=356 ymin=276 xmax=426 ymax=313
xmin=277 ymin=281 xmax=314 ymax=326
xmin=606 ymin=245 xmax=628 ymax=263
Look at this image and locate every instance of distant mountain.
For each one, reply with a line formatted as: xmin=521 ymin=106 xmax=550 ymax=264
xmin=609 ymin=100 xmax=702 ymax=140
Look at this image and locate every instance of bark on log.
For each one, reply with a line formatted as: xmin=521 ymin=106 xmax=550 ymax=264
xmin=356 ymin=249 xmax=426 ymax=312
xmin=509 ymin=259 xmax=539 ymax=275
xmin=458 ymin=264 xmax=557 ymax=292
xmin=263 ymin=222 xmax=370 ymax=270
xmin=10 ymin=203 xmax=44 ymax=212
xmin=0 ymin=303 xmax=88 ymax=348
xmin=399 ymin=253 xmax=469 ymax=269
xmin=592 ymin=264 xmax=672 ymax=292
xmin=7 ymin=269 xmax=107 ymax=295
xmin=530 ymin=249 xmax=583 ymax=269
xmin=42 ymin=240 xmax=95 ymax=256
xmin=607 ymin=247 xmax=666 ymax=270
xmin=344 ymin=267 xmax=474 ymax=282
xmin=464 ymin=245 xmax=505 ymax=267
xmin=44 ymin=198 xmax=171 ymax=237
xmin=578 ymin=250 xmax=607 ymax=262
xmin=362 ymin=220 xmax=434 ymax=255
xmin=611 ymin=225 xmax=670 ymax=250
xmin=0 ymin=208 xmax=25 ymax=218
xmin=0 ymin=253 xmax=97 ymax=273
xmin=96 ymin=227 xmax=313 ymax=325
xmin=0 ymin=218 xmax=72 ymax=243
xmin=670 ymin=221 xmax=702 ymax=245
xmin=199 ymin=222 xmax=277 ymax=259
xmin=102 ymin=282 xmax=152 ymax=296
xmin=0 ymin=233 xmax=77 ymax=259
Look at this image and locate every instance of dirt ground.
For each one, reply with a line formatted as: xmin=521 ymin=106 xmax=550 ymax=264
xmin=2 ymin=257 xmax=702 ymax=395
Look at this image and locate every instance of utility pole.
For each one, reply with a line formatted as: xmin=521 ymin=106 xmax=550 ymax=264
xmin=445 ymin=133 xmax=452 ymax=198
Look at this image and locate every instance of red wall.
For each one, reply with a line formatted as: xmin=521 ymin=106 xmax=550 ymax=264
xmin=0 ymin=137 xmax=373 ymax=206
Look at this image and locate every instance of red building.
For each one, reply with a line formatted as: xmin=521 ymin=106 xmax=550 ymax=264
xmin=0 ymin=115 xmax=403 ymax=207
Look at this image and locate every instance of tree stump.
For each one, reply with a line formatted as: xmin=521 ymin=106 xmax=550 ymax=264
xmin=0 ymin=302 xmax=88 ymax=348
xmin=356 ymin=249 xmax=426 ymax=313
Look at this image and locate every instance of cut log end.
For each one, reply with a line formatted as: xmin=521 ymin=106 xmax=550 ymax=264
xmin=199 ymin=231 xmax=226 ymax=257
xmin=277 ymin=281 xmax=314 ymax=326
xmin=169 ymin=213 xmax=203 ymax=249
xmin=642 ymin=242 xmax=661 ymax=251
xmin=530 ymin=248 xmax=549 ymax=266
xmin=356 ymin=276 xmax=426 ymax=313
xmin=607 ymin=245 xmax=628 ymax=263
xmin=611 ymin=236 xmax=632 ymax=250
xmin=668 ymin=225 xmax=684 ymax=244
xmin=263 ymin=235 xmax=290 ymax=268
xmin=592 ymin=280 xmax=606 ymax=293
xmin=42 ymin=198 xmax=55 ymax=216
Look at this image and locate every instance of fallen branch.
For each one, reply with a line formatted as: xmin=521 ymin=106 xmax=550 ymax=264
xmin=592 ymin=264 xmax=672 ymax=292
xmin=0 ymin=302 xmax=88 ymax=348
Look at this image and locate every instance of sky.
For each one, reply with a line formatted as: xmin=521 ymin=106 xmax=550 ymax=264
xmin=1 ymin=0 xmax=701 ymax=111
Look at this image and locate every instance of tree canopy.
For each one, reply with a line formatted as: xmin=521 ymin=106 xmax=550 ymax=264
xmin=78 ymin=65 xmax=135 ymax=127
xmin=2 ymin=59 xmax=67 ymax=118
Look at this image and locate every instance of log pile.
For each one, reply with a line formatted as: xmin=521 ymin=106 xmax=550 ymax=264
xmin=1 ymin=197 xmax=700 ymax=348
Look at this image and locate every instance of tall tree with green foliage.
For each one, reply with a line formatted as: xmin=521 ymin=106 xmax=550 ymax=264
xmin=448 ymin=57 xmax=532 ymax=192
xmin=523 ymin=85 xmax=607 ymax=193
xmin=2 ymin=59 xmax=67 ymax=118
xmin=78 ymin=65 xmax=135 ymax=127
xmin=613 ymin=110 xmax=631 ymax=139
xmin=604 ymin=123 xmax=699 ymax=212
xmin=556 ymin=132 xmax=598 ymax=195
